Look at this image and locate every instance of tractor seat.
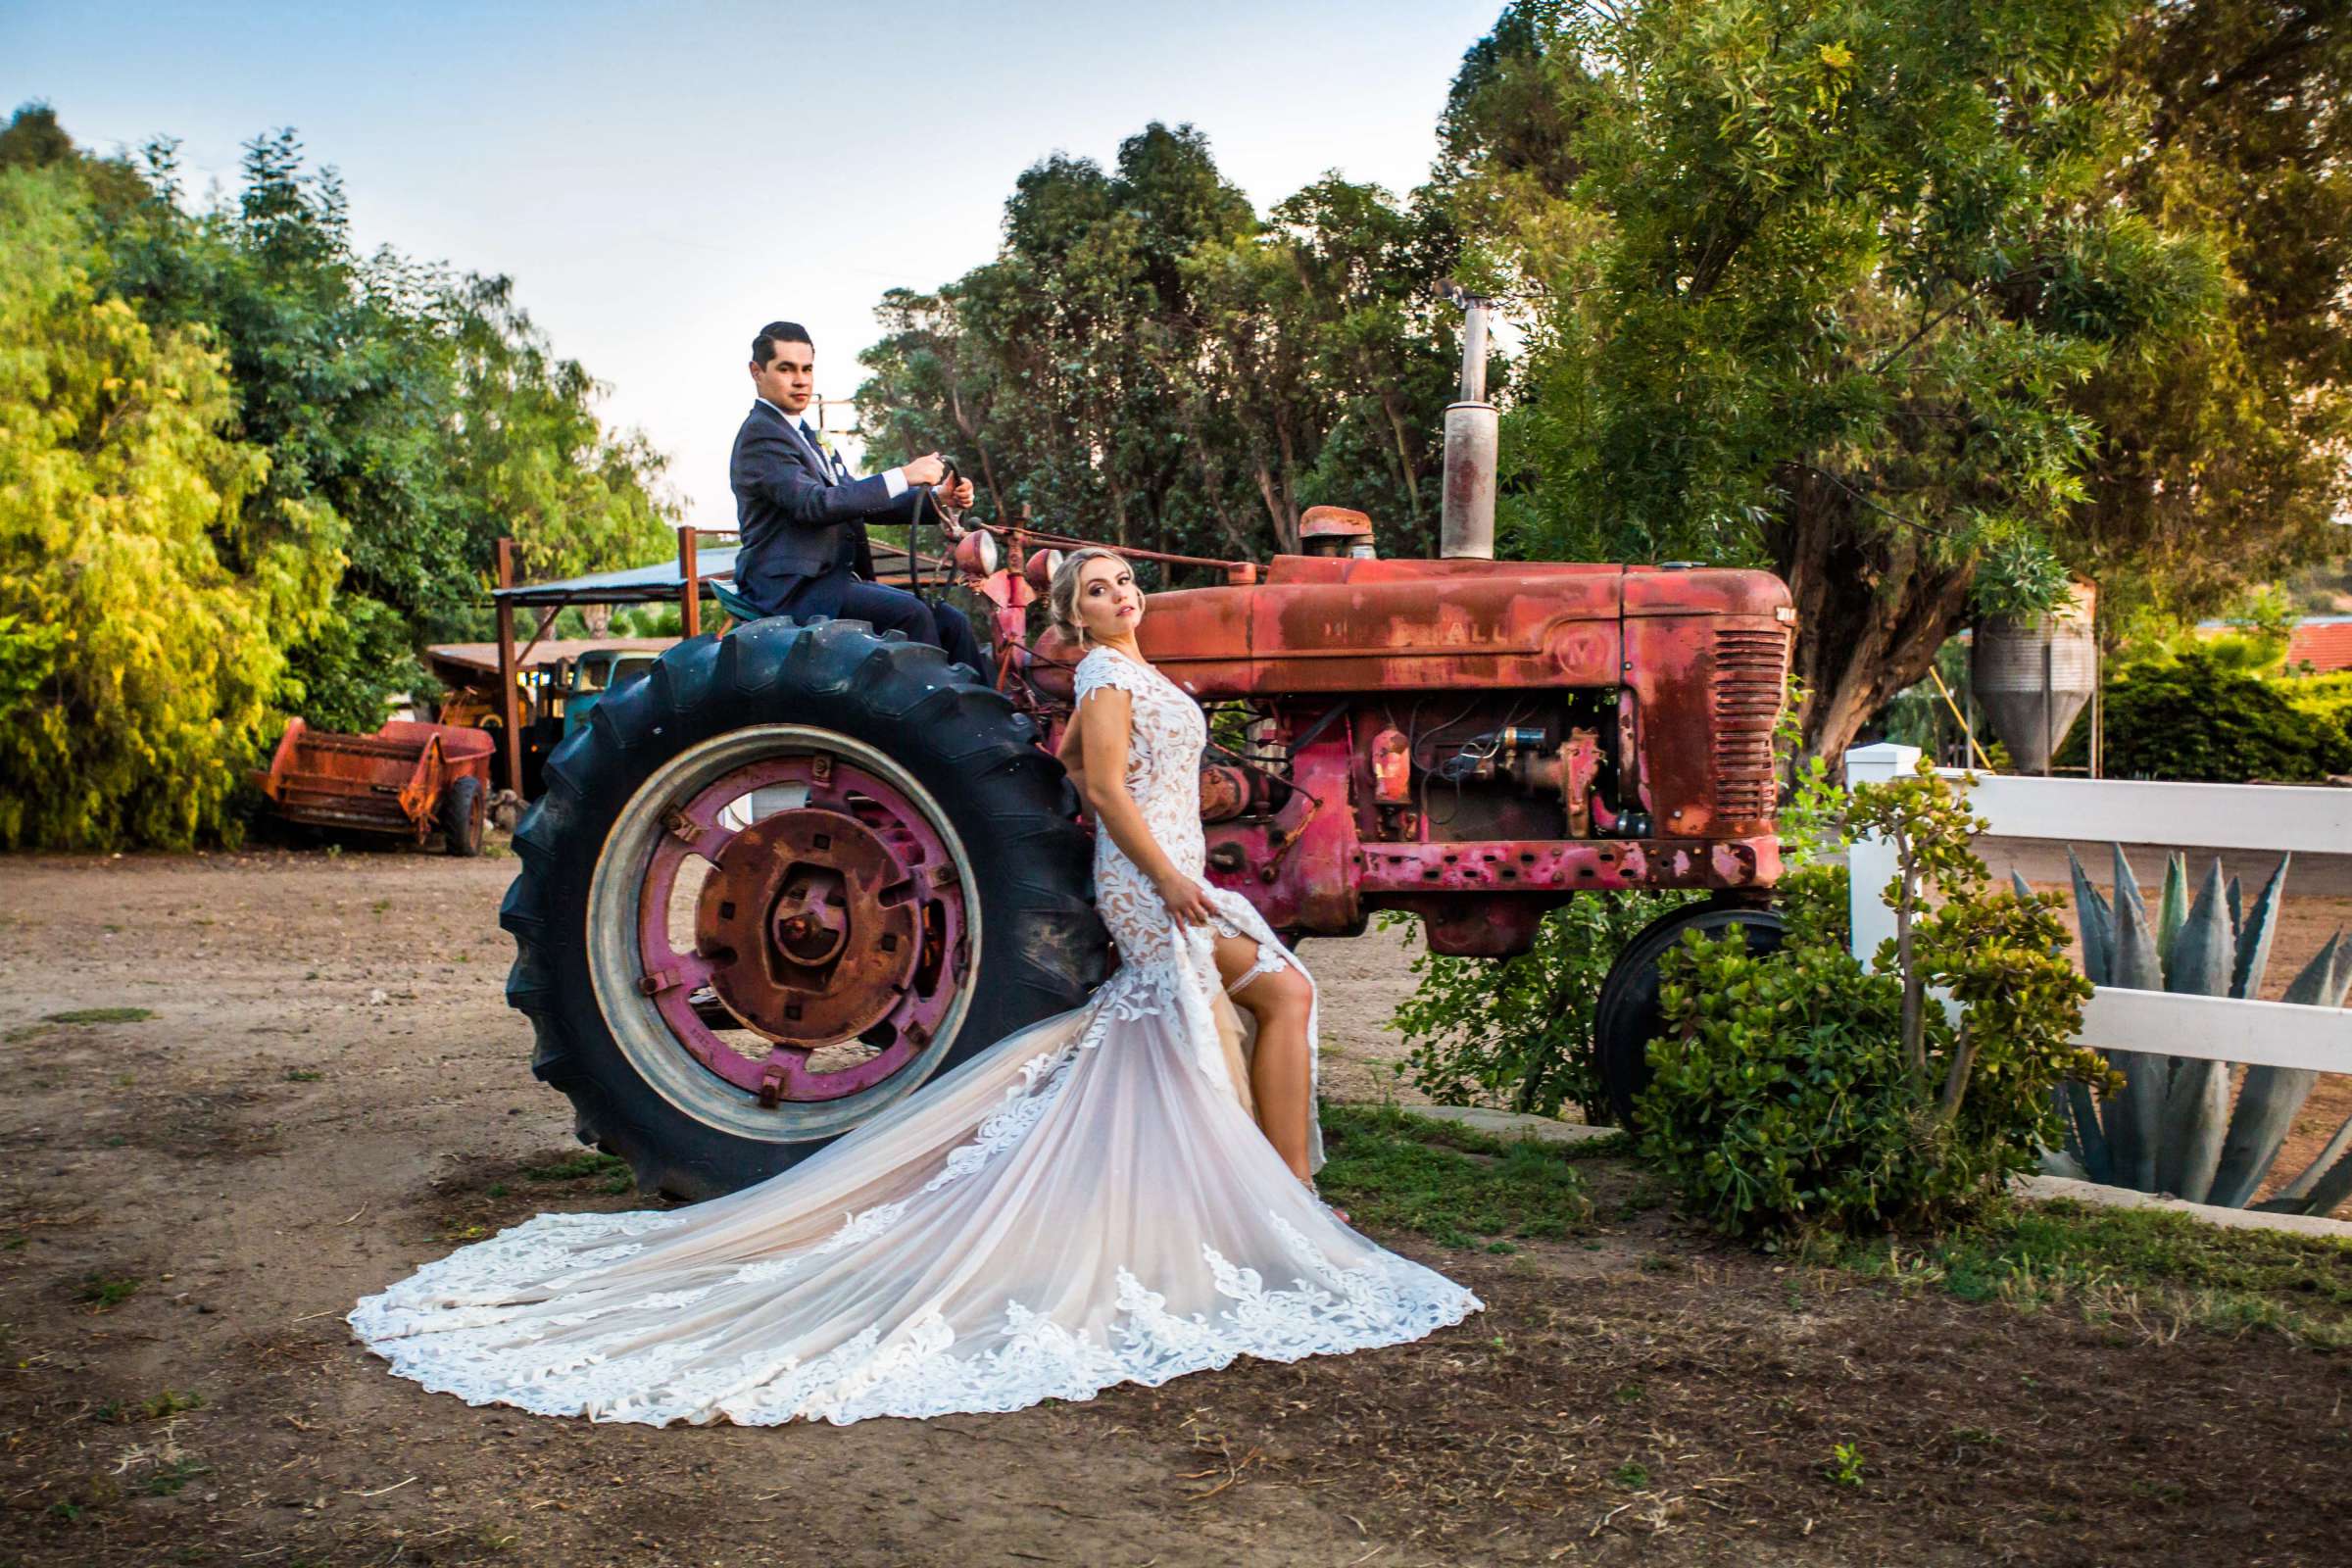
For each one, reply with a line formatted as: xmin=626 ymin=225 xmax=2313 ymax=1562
xmin=710 ymin=578 xmax=764 ymax=627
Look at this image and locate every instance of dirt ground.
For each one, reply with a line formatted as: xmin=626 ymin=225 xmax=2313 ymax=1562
xmin=2 ymin=843 xmax=2348 ymax=1568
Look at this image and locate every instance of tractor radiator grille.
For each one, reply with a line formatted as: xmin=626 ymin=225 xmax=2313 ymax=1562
xmin=1711 ymin=628 xmax=1788 ymax=822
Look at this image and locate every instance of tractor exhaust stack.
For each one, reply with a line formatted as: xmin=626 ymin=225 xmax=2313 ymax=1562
xmin=1441 ymin=294 xmax=1497 ymax=560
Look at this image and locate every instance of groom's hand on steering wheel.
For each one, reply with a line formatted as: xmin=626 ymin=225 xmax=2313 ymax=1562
xmin=902 ymin=452 xmax=975 ymax=510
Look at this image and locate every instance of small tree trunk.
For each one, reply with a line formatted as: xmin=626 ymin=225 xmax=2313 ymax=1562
xmin=1774 ymin=469 xmax=1977 ymax=760
xmin=1937 ymin=1024 xmax=1977 ymax=1122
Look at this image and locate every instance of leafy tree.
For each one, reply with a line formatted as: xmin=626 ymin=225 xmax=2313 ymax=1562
xmin=2069 ymin=1 xmax=2352 ymax=627
xmin=442 ymin=274 xmax=679 ymax=584
xmin=1445 ymin=0 xmax=2230 ymax=759
xmin=0 ymin=104 xmax=680 ymax=844
xmin=858 ymin=123 xmax=1462 ymax=566
xmin=0 ymin=165 xmax=340 ymax=847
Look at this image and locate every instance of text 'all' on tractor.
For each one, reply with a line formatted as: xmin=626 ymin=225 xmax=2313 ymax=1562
xmin=502 ymin=299 xmax=1796 ymax=1200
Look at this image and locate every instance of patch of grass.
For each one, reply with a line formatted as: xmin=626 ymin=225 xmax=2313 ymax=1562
xmin=1829 ymin=1198 xmax=2352 ymax=1348
xmin=521 ymin=1151 xmax=635 ymax=1194
xmin=75 ymin=1272 xmax=141 ymax=1311
xmin=282 ymin=1068 xmax=322 ymax=1082
xmin=1316 ymin=1103 xmax=1592 ymax=1250
xmin=44 ymin=1006 xmax=153 ymax=1025
xmin=1610 ymin=1461 xmax=1650 ymax=1490
xmin=370 ymin=898 xmax=391 ymax=914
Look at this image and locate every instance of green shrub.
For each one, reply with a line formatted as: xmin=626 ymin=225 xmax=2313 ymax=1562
xmin=2076 ymin=647 xmax=2352 ymax=782
xmin=2283 ymin=669 xmax=2352 ymax=735
xmin=276 ymin=593 xmax=429 ymax=734
xmin=1389 ymin=892 xmax=1699 ymax=1123
xmin=1637 ymin=763 xmax=2107 ymax=1236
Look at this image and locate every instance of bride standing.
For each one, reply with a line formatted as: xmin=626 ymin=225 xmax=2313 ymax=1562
xmin=351 ymin=548 xmax=1481 ymax=1427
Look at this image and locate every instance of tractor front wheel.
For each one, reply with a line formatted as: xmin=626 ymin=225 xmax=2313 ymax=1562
xmin=501 ymin=618 xmax=1105 ymax=1200
xmin=1593 ymin=897 xmax=1787 ymax=1127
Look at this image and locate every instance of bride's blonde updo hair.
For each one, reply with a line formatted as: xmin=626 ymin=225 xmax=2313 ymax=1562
xmin=1047 ymin=547 xmax=1132 ymax=648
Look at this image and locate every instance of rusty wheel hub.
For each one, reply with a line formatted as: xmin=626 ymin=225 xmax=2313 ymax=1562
xmin=696 ymin=808 xmax=921 ymax=1044
xmin=617 ymin=739 xmax=971 ymax=1116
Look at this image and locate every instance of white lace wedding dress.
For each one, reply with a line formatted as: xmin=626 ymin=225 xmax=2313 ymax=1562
xmin=350 ymin=647 xmax=1481 ymax=1426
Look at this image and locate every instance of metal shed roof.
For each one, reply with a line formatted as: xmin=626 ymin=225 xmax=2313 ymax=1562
xmin=490 ymin=539 xmax=950 ymax=607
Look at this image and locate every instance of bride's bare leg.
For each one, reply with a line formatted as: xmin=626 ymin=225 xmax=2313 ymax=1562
xmin=1211 ymin=933 xmax=1315 ymax=1181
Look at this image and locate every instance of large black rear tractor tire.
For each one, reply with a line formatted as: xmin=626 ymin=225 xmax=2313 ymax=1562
xmin=501 ymin=617 xmax=1106 ymax=1200
xmin=1594 ymin=897 xmax=1787 ymax=1128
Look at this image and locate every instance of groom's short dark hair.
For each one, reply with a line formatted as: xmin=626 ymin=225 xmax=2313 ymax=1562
xmin=753 ymin=320 xmax=812 ymax=367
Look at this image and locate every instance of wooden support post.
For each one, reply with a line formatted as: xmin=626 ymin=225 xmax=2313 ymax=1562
xmin=678 ymin=527 xmax=701 ymax=638
xmin=495 ymin=538 xmax=524 ymax=799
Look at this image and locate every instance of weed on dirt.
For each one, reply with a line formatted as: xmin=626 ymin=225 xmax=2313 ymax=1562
xmin=74 ymin=1271 xmax=141 ymax=1311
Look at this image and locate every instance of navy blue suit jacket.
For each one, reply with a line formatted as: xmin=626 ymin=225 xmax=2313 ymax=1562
xmin=728 ymin=401 xmax=920 ymax=614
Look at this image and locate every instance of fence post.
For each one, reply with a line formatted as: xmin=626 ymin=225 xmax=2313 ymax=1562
xmin=1843 ymin=742 xmax=1920 ymax=971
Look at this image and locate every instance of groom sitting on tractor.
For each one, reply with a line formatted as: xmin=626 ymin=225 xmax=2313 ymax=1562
xmin=728 ymin=318 xmax=986 ymax=672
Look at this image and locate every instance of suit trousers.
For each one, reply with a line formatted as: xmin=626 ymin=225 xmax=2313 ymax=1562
xmin=769 ymin=570 xmax=988 ymax=676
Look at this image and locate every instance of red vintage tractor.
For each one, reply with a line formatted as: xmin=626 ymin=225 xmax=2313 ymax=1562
xmin=503 ymin=311 xmax=1793 ymax=1199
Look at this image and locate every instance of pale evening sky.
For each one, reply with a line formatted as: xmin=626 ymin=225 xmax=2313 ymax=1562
xmin=3 ymin=0 xmax=1503 ymax=531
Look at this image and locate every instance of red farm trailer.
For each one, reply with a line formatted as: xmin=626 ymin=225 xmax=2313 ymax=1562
xmin=253 ymin=718 xmax=496 ymax=856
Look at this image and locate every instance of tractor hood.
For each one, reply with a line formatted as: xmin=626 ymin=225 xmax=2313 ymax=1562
xmin=1125 ymin=557 xmax=1790 ymax=701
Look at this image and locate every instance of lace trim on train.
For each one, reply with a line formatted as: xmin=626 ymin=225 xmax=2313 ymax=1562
xmin=352 ymin=1211 xmax=1482 ymax=1428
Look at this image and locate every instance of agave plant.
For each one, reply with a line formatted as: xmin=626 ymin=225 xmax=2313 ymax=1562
xmin=2053 ymin=847 xmax=2352 ymax=1214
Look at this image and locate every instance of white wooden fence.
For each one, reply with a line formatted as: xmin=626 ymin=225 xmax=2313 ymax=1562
xmin=1844 ymin=743 xmax=2352 ymax=1071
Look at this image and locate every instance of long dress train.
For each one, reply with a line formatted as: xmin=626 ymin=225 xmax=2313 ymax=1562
xmin=350 ymin=647 xmax=1481 ymax=1426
